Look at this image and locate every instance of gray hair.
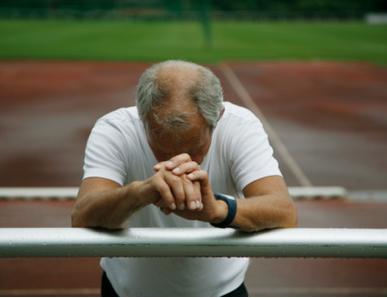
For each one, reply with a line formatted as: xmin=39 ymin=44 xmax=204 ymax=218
xmin=136 ymin=60 xmax=224 ymax=129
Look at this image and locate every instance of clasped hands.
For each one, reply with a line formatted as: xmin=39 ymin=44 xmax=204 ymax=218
xmin=146 ymin=153 xmax=226 ymax=224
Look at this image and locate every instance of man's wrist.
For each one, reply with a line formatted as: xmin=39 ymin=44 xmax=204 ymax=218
xmin=211 ymin=193 xmax=238 ymax=228
xmin=212 ymin=199 xmax=228 ymax=224
xmin=127 ymin=180 xmax=156 ymax=206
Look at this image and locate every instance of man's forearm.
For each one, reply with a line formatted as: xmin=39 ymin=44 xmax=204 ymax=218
xmin=232 ymin=194 xmax=297 ymax=232
xmin=71 ymin=181 xmax=154 ymax=229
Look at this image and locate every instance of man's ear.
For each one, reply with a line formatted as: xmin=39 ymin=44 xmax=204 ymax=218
xmin=219 ymin=106 xmax=225 ymax=119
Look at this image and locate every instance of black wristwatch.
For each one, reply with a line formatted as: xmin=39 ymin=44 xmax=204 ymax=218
xmin=211 ymin=193 xmax=237 ymax=228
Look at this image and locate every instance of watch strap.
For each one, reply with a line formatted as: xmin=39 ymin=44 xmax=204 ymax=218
xmin=211 ymin=193 xmax=237 ymax=228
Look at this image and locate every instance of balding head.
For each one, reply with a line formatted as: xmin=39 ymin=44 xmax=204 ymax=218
xmin=156 ymin=60 xmax=201 ymax=97
xmin=148 ymin=61 xmax=202 ymax=132
xmin=136 ymin=60 xmax=224 ymax=130
xmin=135 ymin=60 xmax=224 ymax=162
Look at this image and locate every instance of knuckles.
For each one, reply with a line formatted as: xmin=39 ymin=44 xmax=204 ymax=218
xmin=179 ymin=153 xmax=192 ymax=161
xmin=190 ymin=161 xmax=199 ymax=169
xmin=168 ymin=175 xmax=181 ymax=186
xmin=151 ymin=155 xmax=211 ymax=215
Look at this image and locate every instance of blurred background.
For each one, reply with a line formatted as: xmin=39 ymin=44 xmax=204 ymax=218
xmin=0 ymin=0 xmax=386 ymax=296
xmin=0 ymin=0 xmax=387 ymax=62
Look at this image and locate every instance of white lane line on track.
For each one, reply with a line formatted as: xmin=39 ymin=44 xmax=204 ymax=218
xmin=248 ymin=287 xmax=387 ymax=296
xmin=1 ymin=287 xmax=386 ymax=296
xmin=219 ymin=63 xmax=313 ymax=187
xmin=0 ymin=288 xmax=100 ymax=296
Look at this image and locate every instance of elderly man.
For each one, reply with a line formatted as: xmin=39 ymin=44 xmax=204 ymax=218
xmin=72 ymin=60 xmax=297 ymax=297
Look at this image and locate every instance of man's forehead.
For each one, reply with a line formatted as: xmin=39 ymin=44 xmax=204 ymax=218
xmin=148 ymin=103 xmax=206 ymax=132
xmin=149 ymin=117 xmax=205 ymax=139
xmin=149 ymin=123 xmax=210 ymax=155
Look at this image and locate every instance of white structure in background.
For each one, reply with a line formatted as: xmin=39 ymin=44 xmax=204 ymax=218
xmin=365 ymin=13 xmax=387 ymax=24
xmin=0 ymin=186 xmax=348 ymax=200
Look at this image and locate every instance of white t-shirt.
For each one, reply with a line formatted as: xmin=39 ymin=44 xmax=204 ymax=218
xmin=83 ymin=101 xmax=282 ymax=296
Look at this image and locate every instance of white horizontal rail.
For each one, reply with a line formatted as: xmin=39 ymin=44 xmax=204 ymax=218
xmin=0 ymin=186 xmax=347 ymax=200
xmin=0 ymin=187 xmax=78 ymax=199
xmin=290 ymin=186 xmax=347 ymax=198
xmin=0 ymin=228 xmax=386 ymax=258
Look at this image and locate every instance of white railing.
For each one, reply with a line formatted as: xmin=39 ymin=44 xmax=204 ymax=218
xmin=0 ymin=228 xmax=386 ymax=258
xmin=0 ymin=186 xmax=347 ymax=200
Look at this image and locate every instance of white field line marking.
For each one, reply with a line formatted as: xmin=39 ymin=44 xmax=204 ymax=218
xmin=219 ymin=63 xmax=313 ymax=187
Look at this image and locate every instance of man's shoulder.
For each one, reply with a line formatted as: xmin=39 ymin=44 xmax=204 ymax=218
xmin=223 ymin=102 xmax=259 ymax=124
xmin=95 ymin=106 xmax=140 ymax=130
xmin=99 ymin=106 xmax=138 ymax=123
xmin=214 ymin=102 xmax=264 ymax=147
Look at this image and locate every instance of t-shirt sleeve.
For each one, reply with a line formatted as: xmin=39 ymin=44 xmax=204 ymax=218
xmin=82 ymin=119 xmax=128 ymax=186
xmin=229 ymin=118 xmax=282 ymax=192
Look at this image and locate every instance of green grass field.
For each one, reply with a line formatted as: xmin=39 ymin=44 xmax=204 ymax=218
xmin=0 ymin=20 xmax=386 ymax=64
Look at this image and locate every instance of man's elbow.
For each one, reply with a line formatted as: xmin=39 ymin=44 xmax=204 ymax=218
xmin=71 ymin=208 xmax=126 ymax=230
xmin=71 ymin=201 xmax=95 ymax=228
xmin=71 ymin=208 xmax=87 ymax=228
xmin=282 ymin=199 xmax=298 ymax=228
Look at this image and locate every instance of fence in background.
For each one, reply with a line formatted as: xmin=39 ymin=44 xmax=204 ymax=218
xmin=0 ymin=186 xmax=347 ymax=200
